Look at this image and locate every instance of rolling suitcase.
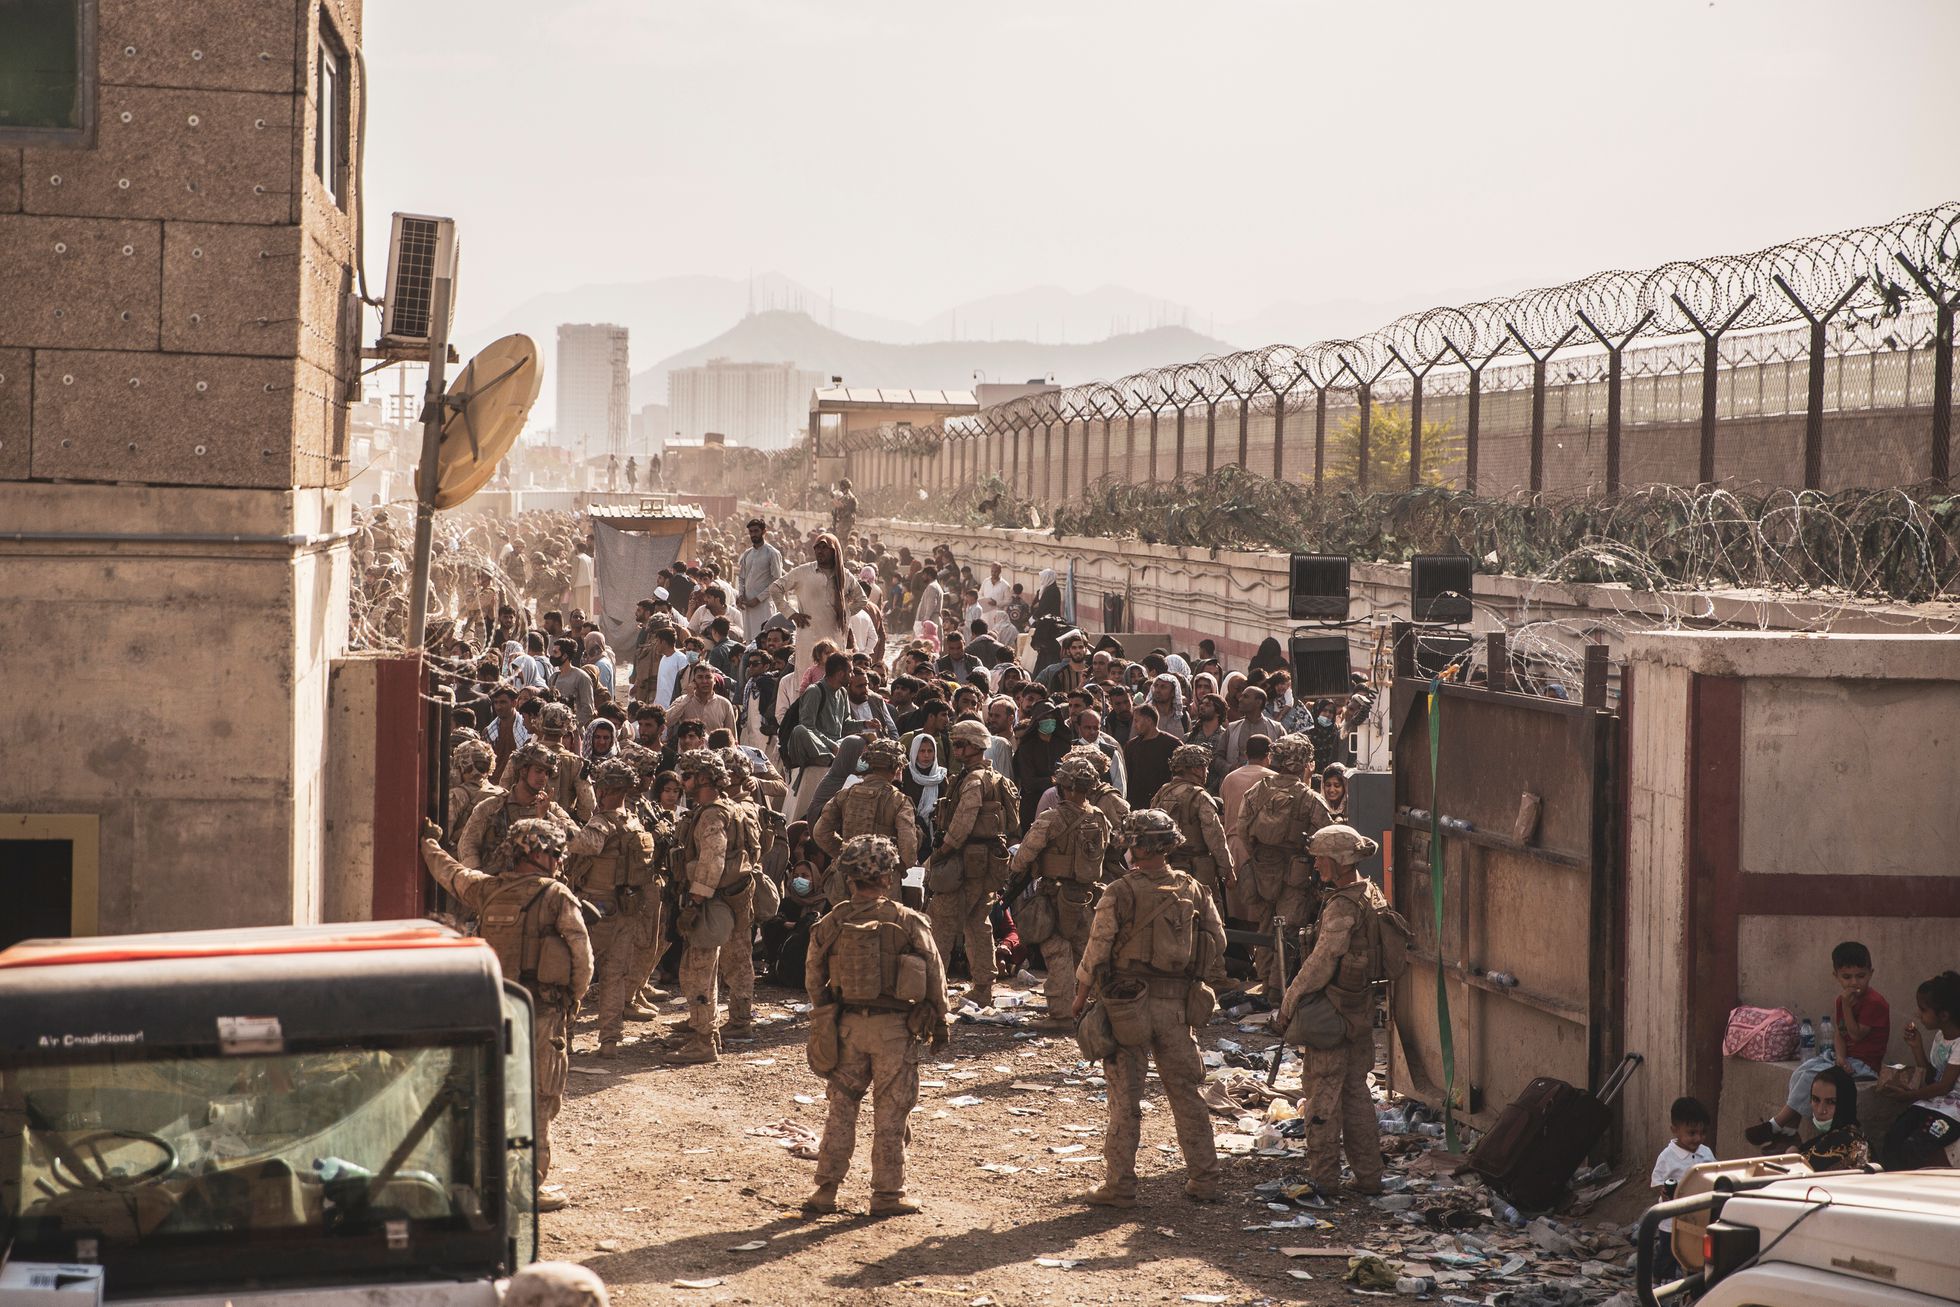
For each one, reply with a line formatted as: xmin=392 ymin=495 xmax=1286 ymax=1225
xmin=1469 ymin=1052 xmax=1641 ymax=1212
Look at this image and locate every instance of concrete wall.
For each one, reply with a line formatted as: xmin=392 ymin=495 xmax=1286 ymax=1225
xmin=1622 ymin=631 xmax=1960 ymax=1163
xmin=322 ymin=657 xmax=378 ymax=922
xmin=0 ymin=482 xmax=349 ymax=932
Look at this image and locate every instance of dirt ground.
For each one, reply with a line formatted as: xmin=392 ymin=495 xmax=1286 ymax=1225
xmin=540 ymin=976 xmax=1637 ymax=1307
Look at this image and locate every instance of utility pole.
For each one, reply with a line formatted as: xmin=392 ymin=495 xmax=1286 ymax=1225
xmin=404 ymin=272 xmax=454 ymax=649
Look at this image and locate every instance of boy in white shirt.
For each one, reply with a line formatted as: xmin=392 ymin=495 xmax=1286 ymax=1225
xmin=1650 ymin=1096 xmax=1715 ymax=1283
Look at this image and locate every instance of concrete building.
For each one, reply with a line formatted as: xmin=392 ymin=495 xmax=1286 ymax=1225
xmin=0 ymin=0 xmax=365 ymax=941
xmin=669 ymin=357 xmax=822 ymax=450
xmin=555 ymin=322 xmax=629 ymax=464
xmin=631 ymin=399 xmax=673 ymax=455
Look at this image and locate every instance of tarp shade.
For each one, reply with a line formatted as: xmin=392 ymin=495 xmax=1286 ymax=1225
xmin=593 ymin=521 xmax=683 ymax=672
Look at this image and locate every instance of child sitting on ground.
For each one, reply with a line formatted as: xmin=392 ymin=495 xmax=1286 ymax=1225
xmin=1651 ymin=1096 xmax=1715 ymax=1282
xmin=1878 ymin=970 xmax=1960 ymax=1170
xmin=1744 ymin=940 xmax=1889 ymax=1147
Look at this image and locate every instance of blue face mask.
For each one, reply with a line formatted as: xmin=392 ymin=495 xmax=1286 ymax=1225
xmin=790 ymin=876 xmax=813 ymax=897
xmin=685 ymin=650 xmax=700 ymax=666
xmin=1317 ymin=715 xmax=1333 ymax=728
xmin=855 ymin=759 xmax=870 ymax=774
xmin=1038 ymin=719 xmax=1057 ymax=737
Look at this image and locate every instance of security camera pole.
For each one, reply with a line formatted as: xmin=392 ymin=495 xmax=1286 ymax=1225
xmin=405 ymin=271 xmax=455 ymax=650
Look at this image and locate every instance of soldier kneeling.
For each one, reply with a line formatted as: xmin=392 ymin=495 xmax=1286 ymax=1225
xmin=803 ymin=834 xmax=950 ymax=1217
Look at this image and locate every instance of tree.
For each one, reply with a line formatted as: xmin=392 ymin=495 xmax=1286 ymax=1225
xmin=1322 ymin=406 xmax=1464 ymax=489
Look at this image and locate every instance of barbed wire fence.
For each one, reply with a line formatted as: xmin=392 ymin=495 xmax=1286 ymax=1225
xmin=793 ymin=203 xmax=1957 ymax=506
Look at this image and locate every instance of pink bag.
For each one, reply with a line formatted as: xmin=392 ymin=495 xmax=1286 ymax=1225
xmin=1723 ymin=1005 xmax=1799 ymax=1061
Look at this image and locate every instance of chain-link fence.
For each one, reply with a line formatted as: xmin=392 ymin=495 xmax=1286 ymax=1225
xmin=822 ymin=203 xmax=1959 ymax=503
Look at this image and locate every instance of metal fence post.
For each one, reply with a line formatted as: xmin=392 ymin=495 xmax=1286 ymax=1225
xmin=1774 ymin=273 xmax=1867 ymax=491
xmin=1505 ymin=322 xmax=1576 ymax=493
xmin=1577 ymin=309 xmax=1653 ymax=493
xmin=1672 ymin=294 xmax=1754 ymax=485
xmin=1896 ymin=253 xmax=1958 ymax=482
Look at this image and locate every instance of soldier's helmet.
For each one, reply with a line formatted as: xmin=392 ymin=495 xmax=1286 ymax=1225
xmin=502 ymin=817 xmax=568 ymax=867
xmin=1124 ymin=808 xmax=1181 ymax=854
xmin=1170 ymin=743 xmax=1214 ymax=775
xmin=511 ymin=739 xmax=561 ymax=778
xmin=504 ymin=1261 xmax=609 ymax=1307
xmin=591 ymin=757 xmax=637 ymax=793
xmin=718 ymin=746 xmax=753 ymax=784
xmin=1307 ymin=823 xmax=1380 ymax=866
xmin=949 ymin=720 xmax=991 ymax=749
xmin=836 ymin=834 xmax=901 ymax=884
xmin=538 ymin=702 xmax=576 ymax=736
xmin=1064 ymin=745 xmax=1111 ymax=774
xmin=1053 ymin=755 xmax=1100 ymax=791
xmin=862 ymin=736 xmax=906 ymax=772
xmin=455 ymin=739 xmax=496 ymax=777
xmin=677 ymin=748 xmax=728 ymax=787
xmin=619 ymin=743 xmax=661 ymax=779
xmin=1269 ymin=735 xmax=1316 ymax=774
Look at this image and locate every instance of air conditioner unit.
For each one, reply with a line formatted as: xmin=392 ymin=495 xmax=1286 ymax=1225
xmin=380 ymin=212 xmax=459 ymax=348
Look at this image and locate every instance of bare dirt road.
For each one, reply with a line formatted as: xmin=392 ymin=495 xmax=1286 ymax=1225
xmin=542 ymin=986 xmax=1637 ymax=1307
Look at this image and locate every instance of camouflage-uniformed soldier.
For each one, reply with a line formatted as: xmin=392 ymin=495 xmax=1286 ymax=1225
xmin=459 ymin=740 xmax=576 ymax=869
xmin=1153 ymin=743 xmax=1236 ymax=902
xmin=421 ymin=818 xmax=592 ymax=1207
xmin=669 ymin=750 xmax=742 ymax=1064
xmin=1233 ymin=735 xmax=1333 ymax=990
xmin=802 ymin=835 xmax=949 ymax=1218
xmin=1009 ymin=755 xmax=1111 ymax=1028
xmin=622 ymin=744 xmax=675 ymax=1015
xmin=504 ymin=1261 xmax=609 ymax=1307
xmin=563 ymin=758 xmax=657 ymax=1057
xmin=1276 ymin=824 xmax=1389 ymax=1196
xmin=1074 ymin=809 xmax=1227 ymax=1208
xmin=447 ymin=739 xmax=503 ymax=845
xmin=1064 ymin=746 xmax=1132 ymax=882
xmin=498 ymin=702 xmax=597 ymax=822
xmin=925 ymin=720 xmax=1020 ymax=1010
xmin=716 ymin=748 xmax=767 ymax=1037
xmin=812 ymin=736 xmax=920 ymax=903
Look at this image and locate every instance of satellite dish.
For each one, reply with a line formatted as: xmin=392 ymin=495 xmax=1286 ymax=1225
xmin=418 ymin=333 xmax=542 ymax=509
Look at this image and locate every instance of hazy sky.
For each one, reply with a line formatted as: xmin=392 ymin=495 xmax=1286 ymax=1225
xmin=362 ymin=0 xmax=1957 ymax=340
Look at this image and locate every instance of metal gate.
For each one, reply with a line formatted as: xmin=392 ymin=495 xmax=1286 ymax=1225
xmin=1386 ymin=630 xmax=1621 ymax=1131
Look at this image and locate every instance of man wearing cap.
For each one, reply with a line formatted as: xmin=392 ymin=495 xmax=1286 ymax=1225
xmin=1154 ymin=743 xmax=1236 ymax=907
xmin=1276 ymin=825 xmax=1390 ymax=1197
xmin=420 ymin=818 xmax=591 ymax=1203
xmin=563 ymin=757 xmax=657 ymax=1057
xmin=802 ymin=834 xmax=949 ymax=1218
xmin=812 ymin=735 xmax=920 ymax=903
xmin=925 ymin=719 xmax=1021 ymax=1010
xmin=1009 ymin=754 xmax=1112 ymax=1029
xmin=1234 ymin=735 xmax=1333 ymax=992
xmin=500 ymin=702 xmax=597 ymax=822
xmin=1072 ymin=809 xmax=1226 ymax=1209
xmin=668 ymin=749 xmax=742 ymax=1064
xmin=736 ymin=521 xmax=787 ymax=627
xmin=461 ymin=740 xmax=576 ymax=870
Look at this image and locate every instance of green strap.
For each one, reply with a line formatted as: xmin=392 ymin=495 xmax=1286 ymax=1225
xmin=1428 ymin=677 xmax=1459 ymax=1153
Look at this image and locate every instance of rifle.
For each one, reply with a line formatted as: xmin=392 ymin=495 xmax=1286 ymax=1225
xmin=1266 ymin=914 xmax=1288 ymax=1087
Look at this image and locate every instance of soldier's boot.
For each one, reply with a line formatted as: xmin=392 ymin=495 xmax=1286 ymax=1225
xmin=595 ymin=1039 xmax=620 ymax=1059
xmin=625 ymin=1001 xmax=661 ymax=1020
xmin=1080 ymin=1183 xmax=1138 ymax=1209
xmin=800 ymin=1182 xmax=839 ymax=1214
xmin=869 ymin=1194 xmax=922 ymax=1217
xmin=665 ymin=1037 xmax=719 ymax=1065
xmin=536 ymin=1190 xmax=568 ymax=1212
xmin=1030 ymin=1014 xmax=1073 ymax=1032
xmin=1346 ymin=1176 xmax=1385 ymax=1197
xmin=722 ymin=1004 xmax=755 ymax=1038
xmin=1183 ymin=1179 xmax=1223 ymax=1203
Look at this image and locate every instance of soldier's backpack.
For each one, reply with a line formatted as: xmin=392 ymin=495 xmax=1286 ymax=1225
xmin=832 ymin=909 xmax=921 ymax=1005
xmin=478 ymin=875 xmax=572 ymax=988
xmin=1116 ymin=878 xmax=1199 ymax=975
xmin=1367 ymin=899 xmax=1416 ymax=984
xmin=1246 ymin=781 xmax=1302 ymax=847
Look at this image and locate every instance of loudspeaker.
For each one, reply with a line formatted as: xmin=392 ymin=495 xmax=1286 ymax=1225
xmin=1344 ymin=770 xmax=1392 ymax=884
xmin=1289 ymin=554 xmax=1350 ymax=621
xmin=1411 ymin=554 xmax=1473 ymax=623
xmin=1289 ymin=635 xmax=1352 ymax=697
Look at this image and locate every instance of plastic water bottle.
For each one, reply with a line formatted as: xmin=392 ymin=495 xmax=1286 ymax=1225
xmin=1820 ymin=1015 xmax=1835 ymax=1050
xmin=1395 ymin=1275 xmax=1436 ymax=1294
xmin=1799 ymin=1017 xmax=1816 ymax=1053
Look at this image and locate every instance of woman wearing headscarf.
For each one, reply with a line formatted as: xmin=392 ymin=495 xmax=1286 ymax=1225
xmin=1248 ymin=636 xmax=1288 ymax=677
xmin=901 ymin=731 xmax=948 ymax=850
xmin=1033 ymin=567 xmax=1063 ymax=621
xmin=1147 ymin=673 xmax=1188 ymax=739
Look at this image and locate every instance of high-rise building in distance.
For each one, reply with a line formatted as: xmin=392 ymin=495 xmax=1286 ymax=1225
xmin=556 ymin=324 xmax=630 ymax=464
xmin=669 ymin=358 xmax=824 ymax=450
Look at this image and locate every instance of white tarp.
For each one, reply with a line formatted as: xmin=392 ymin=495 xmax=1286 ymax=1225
xmin=593 ymin=521 xmax=683 ymax=672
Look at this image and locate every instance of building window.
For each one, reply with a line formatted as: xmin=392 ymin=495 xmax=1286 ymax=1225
xmin=315 ymin=22 xmax=347 ymax=207
xmin=0 ymin=0 xmax=95 ymax=145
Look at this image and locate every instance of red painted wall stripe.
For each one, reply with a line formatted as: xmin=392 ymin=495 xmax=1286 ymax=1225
xmin=1738 ymin=872 xmax=1960 ymax=918
xmin=369 ymin=655 xmax=428 ymax=920
xmin=1684 ymin=674 xmax=1744 ymax=1123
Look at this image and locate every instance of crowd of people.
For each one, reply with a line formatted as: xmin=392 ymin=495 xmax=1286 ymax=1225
xmin=415 ymin=507 xmax=1387 ymax=1214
